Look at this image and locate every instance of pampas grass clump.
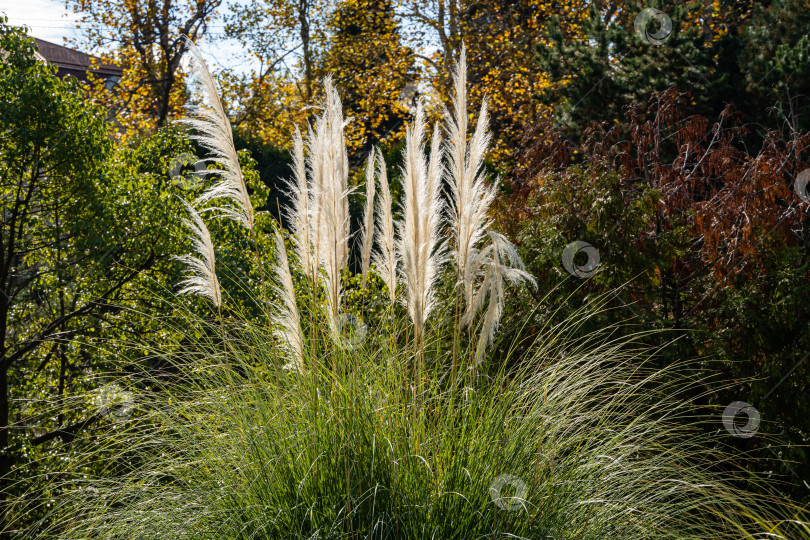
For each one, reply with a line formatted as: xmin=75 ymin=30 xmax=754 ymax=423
xmin=13 ymin=40 xmax=808 ymax=540
xmin=19 ymin=311 xmax=806 ymax=539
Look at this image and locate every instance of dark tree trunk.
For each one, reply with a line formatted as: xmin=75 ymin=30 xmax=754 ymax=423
xmin=299 ymin=0 xmax=313 ymax=101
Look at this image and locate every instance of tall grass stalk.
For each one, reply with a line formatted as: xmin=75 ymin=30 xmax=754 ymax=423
xmin=360 ymin=150 xmax=376 ymax=287
xmin=397 ymin=104 xmax=446 ymax=423
xmin=444 ymin=47 xmax=498 ymax=378
xmin=173 ymin=198 xmax=222 ymax=314
xmin=286 ymin=126 xmax=316 ymax=283
xmin=179 ymin=38 xmax=274 ymax=346
xmin=311 ymin=78 xmax=351 ymax=333
xmin=270 ymin=228 xmax=305 ymax=373
xmin=398 ymin=104 xmax=444 ymax=358
xmin=373 ymin=148 xmax=397 ymax=307
xmin=445 ymin=48 xmax=496 ymax=316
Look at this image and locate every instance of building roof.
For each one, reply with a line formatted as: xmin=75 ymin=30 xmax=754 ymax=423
xmin=33 ymin=37 xmax=123 ymax=80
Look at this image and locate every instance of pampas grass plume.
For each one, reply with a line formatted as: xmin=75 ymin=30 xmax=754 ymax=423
xmin=271 ymin=228 xmax=305 ymax=372
xmin=179 ymin=37 xmax=254 ymax=232
xmin=174 ymin=199 xmax=222 ymax=309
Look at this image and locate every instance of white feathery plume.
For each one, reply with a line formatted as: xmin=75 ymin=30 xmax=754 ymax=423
xmin=465 ymin=231 xmax=536 ymax=366
xmin=426 ymin=122 xmax=444 ymax=257
xmin=311 ymin=77 xmax=351 ymax=326
xmin=442 ymin=46 xmax=536 ymax=362
xmin=372 ymin=148 xmax=397 ymax=304
xmin=397 ymin=103 xmax=446 ymax=343
xmin=444 ymin=46 xmax=498 ymax=324
xmin=284 ymin=126 xmax=315 ymax=279
xmin=307 ymin=120 xmax=326 ymax=286
xmin=174 ymin=199 xmax=222 ymax=309
xmin=423 ymin=121 xmax=446 ymax=321
xmin=335 ymin=87 xmax=351 ymax=270
xmin=179 ymin=37 xmax=254 ymax=231
xmin=426 ymin=123 xmax=443 ymax=206
xmin=271 ymin=228 xmax=305 ymax=372
xmin=359 ymin=149 xmax=376 ymax=285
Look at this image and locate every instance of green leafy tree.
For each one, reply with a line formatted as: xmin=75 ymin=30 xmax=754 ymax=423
xmin=0 ymin=19 xmax=113 ymax=490
xmin=0 ymin=20 xmax=275 ymax=533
